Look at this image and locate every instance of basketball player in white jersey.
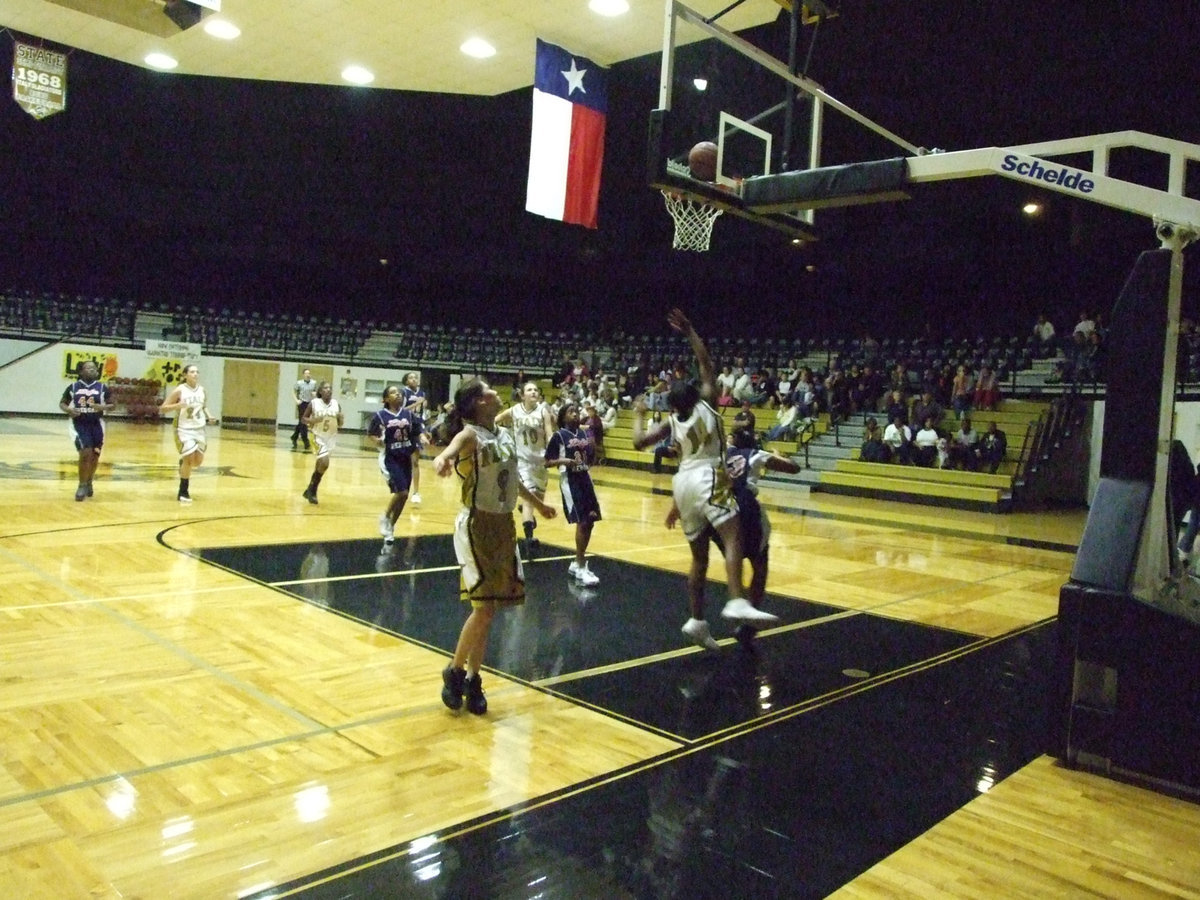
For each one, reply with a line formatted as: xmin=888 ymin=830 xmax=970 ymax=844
xmin=494 ymin=380 xmax=554 ymax=556
xmin=432 ymin=378 xmax=556 ymax=716
xmin=159 ymin=363 xmax=218 ymax=503
xmin=633 ymin=309 xmax=779 ymax=650
xmin=301 ymin=380 xmax=344 ymax=504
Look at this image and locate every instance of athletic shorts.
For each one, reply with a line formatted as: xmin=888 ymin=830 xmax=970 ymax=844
xmin=560 ymin=471 xmax=601 ymax=525
xmin=175 ymin=427 xmax=206 ymax=458
xmin=738 ymin=490 xmax=770 ymax=558
xmin=672 ymin=462 xmax=738 ymax=543
xmin=453 ymin=507 xmax=525 ymax=607
xmin=314 ymin=434 xmax=336 ymax=460
xmin=72 ymin=419 xmax=105 ymax=452
xmin=517 ymin=458 xmax=548 ymax=496
xmin=379 ymin=451 xmax=413 ymax=494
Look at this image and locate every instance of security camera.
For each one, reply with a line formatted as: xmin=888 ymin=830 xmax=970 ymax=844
xmin=1157 ymin=222 xmax=1175 ymax=240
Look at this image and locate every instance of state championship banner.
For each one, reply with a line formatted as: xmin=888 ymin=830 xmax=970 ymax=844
xmin=12 ymin=41 xmax=67 ymax=120
xmin=525 ymin=39 xmax=607 ymax=229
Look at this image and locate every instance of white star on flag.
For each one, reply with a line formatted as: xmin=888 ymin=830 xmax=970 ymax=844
xmin=561 ymin=59 xmax=587 ymax=95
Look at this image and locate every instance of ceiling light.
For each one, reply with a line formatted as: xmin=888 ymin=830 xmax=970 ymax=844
xmin=693 ymin=77 xmax=708 ymax=91
xmin=460 ymin=38 xmax=496 ymax=59
xmin=203 ymin=19 xmax=240 ymax=40
xmin=589 ymin=0 xmax=630 ymax=15
xmin=341 ymin=65 xmax=375 ymax=85
xmin=1023 ymin=202 xmax=1042 ymax=215
xmin=144 ymin=53 xmax=178 ymax=70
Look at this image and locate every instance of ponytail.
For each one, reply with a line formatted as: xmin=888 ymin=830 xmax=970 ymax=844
xmin=446 ymin=378 xmax=486 ymax=439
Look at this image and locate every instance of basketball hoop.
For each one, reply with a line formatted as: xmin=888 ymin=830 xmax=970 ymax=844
xmin=661 ymin=190 xmax=723 ymax=252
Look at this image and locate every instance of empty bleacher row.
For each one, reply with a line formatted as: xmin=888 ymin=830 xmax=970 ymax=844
xmin=7 ymin=288 xmax=1198 ymax=392
xmin=0 ymin=290 xmax=137 ymax=341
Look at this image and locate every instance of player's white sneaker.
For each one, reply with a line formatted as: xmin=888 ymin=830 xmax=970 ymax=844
xmin=409 ymin=492 xmax=422 ymax=506
xmin=681 ymin=618 xmax=720 ymax=651
xmin=379 ymin=514 xmax=394 ymax=540
xmin=721 ymin=598 xmax=779 ymax=625
xmin=574 ymin=562 xmax=599 ymax=586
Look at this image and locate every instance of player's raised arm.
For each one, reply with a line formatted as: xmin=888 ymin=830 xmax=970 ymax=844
xmin=667 ymin=308 xmax=716 ymax=401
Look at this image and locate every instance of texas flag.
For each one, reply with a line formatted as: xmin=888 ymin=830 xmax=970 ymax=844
xmin=525 ymin=39 xmax=607 ymax=229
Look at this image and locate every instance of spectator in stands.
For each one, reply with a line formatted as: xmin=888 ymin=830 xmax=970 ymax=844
xmin=935 ymin=436 xmax=951 ymax=469
xmin=1081 ymin=329 xmax=1105 ymax=382
xmin=951 ymin=364 xmax=974 ymax=420
xmin=1033 ymin=314 xmax=1057 ymax=358
xmin=884 ymin=389 xmax=909 ymax=427
xmin=732 ymin=368 xmax=761 ymax=405
xmin=861 ymin=333 xmax=881 ymax=364
xmin=600 ymin=394 xmax=618 ymax=432
xmin=913 ymin=415 xmax=941 ymax=467
xmin=850 ymin=364 xmax=880 ymax=414
xmin=888 ymin=363 xmax=912 ymax=404
xmin=949 ymin=416 xmax=980 ymax=470
xmin=788 ymin=367 xmax=812 ymax=413
xmin=973 ymin=365 xmax=1000 ymax=411
xmin=764 ymin=396 xmax=799 ymax=442
xmin=978 ymin=421 xmax=1007 ymax=474
xmin=716 ymin=365 xmax=737 ymax=407
xmin=777 ymin=362 xmax=797 ymax=402
xmin=646 ymin=372 xmax=671 ymax=414
xmin=935 ymin=363 xmax=956 ymax=407
xmin=760 ymin=367 xmax=782 ymax=408
xmin=1072 ymin=310 xmax=1096 ymax=341
xmin=883 ymin=414 xmax=913 ymax=464
xmin=581 ymin=400 xmax=605 ymax=464
xmin=652 ymin=435 xmax=678 ymax=473
xmin=825 ymin=366 xmax=849 ymax=423
xmin=623 ymin=357 xmax=650 ymax=404
xmin=860 ymin=416 xmax=889 ymax=463
xmin=911 ymin=390 xmax=944 ymax=435
xmin=920 ymin=367 xmax=940 ymax=397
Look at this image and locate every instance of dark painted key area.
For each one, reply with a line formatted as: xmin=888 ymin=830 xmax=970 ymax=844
xmin=202 ymin=538 xmax=1054 ymax=899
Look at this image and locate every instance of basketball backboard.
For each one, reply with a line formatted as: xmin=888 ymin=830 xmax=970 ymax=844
xmin=648 ymin=1 xmax=922 ymax=244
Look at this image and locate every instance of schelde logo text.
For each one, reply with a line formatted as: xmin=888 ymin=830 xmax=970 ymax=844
xmin=1000 ymin=154 xmax=1095 ymax=193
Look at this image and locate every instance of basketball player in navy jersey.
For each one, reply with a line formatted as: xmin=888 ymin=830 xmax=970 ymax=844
xmin=59 ymin=359 xmax=112 ymax=501
xmin=719 ymin=413 xmax=800 ymax=646
xmin=545 ymin=402 xmax=602 ymax=585
xmin=369 ymin=384 xmax=422 ymax=543
xmin=401 ymin=372 xmax=428 ymax=505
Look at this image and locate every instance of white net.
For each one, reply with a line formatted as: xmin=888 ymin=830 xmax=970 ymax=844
xmin=661 ymin=190 xmax=723 ymax=252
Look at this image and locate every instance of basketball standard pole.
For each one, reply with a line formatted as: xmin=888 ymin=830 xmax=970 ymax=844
xmin=1135 ymin=222 xmax=1197 ymax=599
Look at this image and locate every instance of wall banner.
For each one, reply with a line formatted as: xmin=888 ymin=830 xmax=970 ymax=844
xmin=13 ymin=42 xmax=67 ymax=120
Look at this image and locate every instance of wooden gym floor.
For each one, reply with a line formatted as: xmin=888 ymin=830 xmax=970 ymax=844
xmin=2 ymin=415 xmax=1199 ymax=899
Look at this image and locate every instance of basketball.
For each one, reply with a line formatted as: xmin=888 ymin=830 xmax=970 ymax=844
xmin=688 ymin=141 xmax=718 ymax=182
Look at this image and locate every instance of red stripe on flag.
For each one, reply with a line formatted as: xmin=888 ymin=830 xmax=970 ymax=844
xmin=563 ymin=104 xmax=606 ymax=229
